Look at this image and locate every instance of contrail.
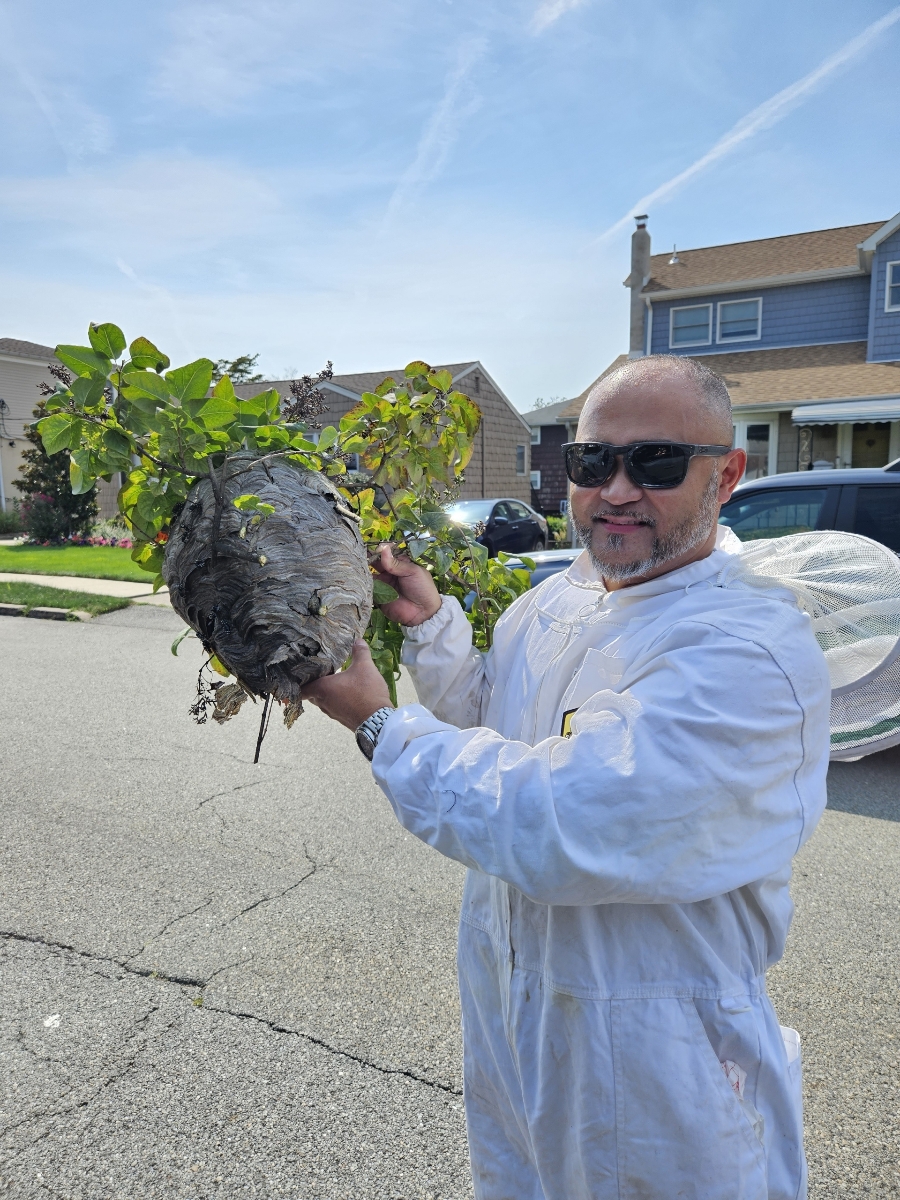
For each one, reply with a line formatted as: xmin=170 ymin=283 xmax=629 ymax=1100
xmin=530 ymin=0 xmax=590 ymax=35
xmin=383 ymin=38 xmax=486 ymax=224
xmin=595 ymin=5 xmax=900 ymax=244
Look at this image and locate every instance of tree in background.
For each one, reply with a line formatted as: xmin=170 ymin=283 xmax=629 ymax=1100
xmin=211 ymin=354 xmax=264 ymax=385
xmin=13 ymin=367 xmax=98 ymax=542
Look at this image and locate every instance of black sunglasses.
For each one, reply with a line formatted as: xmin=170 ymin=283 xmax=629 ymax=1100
xmin=562 ymin=441 xmax=732 ymax=490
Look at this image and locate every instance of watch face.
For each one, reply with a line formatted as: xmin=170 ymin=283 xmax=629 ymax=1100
xmin=356 ymin=726 xmax=376 ymax=761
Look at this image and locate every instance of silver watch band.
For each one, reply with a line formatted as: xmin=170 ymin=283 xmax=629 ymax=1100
xmin=355 ymin=706 xmax=395 ymax=760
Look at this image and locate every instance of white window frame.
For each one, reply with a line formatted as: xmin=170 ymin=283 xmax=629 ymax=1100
xmin=885 ymin=261 xmax=900 ymax=312
xmin=530 ymin=469 xmax=541 ymax=491
xmin=516 ymin=444 xmax=526 ymax=475
xmin=717 ymin=297 xmax=762 ymax=344
xmin=669 ymin=303 xmax=712 ymax=349
xmin=530 ymin=426 xmax=541 ymax=445
xmin=733 ymin=417 xmax=778 ymax=479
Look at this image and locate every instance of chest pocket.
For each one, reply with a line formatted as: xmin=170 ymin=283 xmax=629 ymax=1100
xmin=559 ymin=646 xmax=627 ymax=737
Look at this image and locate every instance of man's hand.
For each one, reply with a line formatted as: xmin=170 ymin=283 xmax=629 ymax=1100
xmin=372 ymin=544 xmax=441 ymax=627
xmin=302 ymin=639 xmax=392 ymax=731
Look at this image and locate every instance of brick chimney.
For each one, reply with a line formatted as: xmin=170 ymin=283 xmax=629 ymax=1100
xmin=628 ymin=215 xmax=651 ymax=358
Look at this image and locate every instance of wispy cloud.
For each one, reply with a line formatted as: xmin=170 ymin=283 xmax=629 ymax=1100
xmin=595 ymin=4 xmax=900 ymax=243
xmin=530 ymin=0 xmax=590 ymax=35
xmin=383 ymin=38 xmax=487 ymax=224
xmin=0 ymin=10 xmax=111 ymax=167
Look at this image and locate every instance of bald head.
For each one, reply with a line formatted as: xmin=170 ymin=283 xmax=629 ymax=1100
xmin=578 ymin=355 xmax=733 ymax=446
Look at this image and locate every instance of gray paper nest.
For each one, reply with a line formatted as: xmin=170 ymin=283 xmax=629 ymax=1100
xmin=163 ymin=454 xmax=372 ymax=720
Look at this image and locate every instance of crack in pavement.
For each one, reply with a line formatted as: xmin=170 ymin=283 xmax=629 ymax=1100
xmin=0 ymin=930 xmax=462 ymax=1098
xmin=0 ymin=998 xmax=170 ymax=1163
xmin=197 ymin=779 xmax=267 ymax=811
xmin=123 ymin=895 xmax=215 ymax=964
xmin=221 ymin=844 xmax=322 ymax=927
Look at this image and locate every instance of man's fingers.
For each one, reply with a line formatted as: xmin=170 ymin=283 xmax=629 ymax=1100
xmin=350 ymin=638 xmax=372 ymax=664
xmin=379 ymin=544 xmax=417 ymax=576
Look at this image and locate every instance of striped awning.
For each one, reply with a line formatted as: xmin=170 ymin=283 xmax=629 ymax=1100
xmin=792 ymin=395 xmax=900 ymax=425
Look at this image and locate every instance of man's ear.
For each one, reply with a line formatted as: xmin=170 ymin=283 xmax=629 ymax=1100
xmin=717 ymin=449 xmax=746 ymax=503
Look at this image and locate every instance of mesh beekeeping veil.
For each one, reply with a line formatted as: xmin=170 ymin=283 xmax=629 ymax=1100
xmin=716 ymin=532 xmax=900 ymax=761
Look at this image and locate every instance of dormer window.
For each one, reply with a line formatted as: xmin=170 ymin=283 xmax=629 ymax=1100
xmin=670 ymin=304 xmax=712 ymax=347
xmin=886 ymin=262 xmax=900 ymax=311
xmin=717 ymin=298 xmax=762 ymax=342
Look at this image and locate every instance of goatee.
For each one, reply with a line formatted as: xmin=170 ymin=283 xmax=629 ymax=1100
xmin=573 ymin=470 xmax=720 ymax=583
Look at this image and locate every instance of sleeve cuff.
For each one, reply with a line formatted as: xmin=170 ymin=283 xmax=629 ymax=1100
xmin=401 ymin=594 xmax=462 ymax=641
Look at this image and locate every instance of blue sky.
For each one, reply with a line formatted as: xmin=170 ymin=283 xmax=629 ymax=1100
xmin=0 ymin=0 xmax=898 ymax=409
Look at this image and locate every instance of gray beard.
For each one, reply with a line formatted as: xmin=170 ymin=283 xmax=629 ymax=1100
xmin=573 ymin=470 xmax=720 ymax=584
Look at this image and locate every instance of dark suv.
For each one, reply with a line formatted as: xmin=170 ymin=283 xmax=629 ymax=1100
xmin=718 ymin=462 xmax=900 ymax=551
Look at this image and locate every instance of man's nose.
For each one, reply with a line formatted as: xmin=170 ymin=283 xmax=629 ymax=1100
xmin=598 ymin=457 xmax=644 ymax=505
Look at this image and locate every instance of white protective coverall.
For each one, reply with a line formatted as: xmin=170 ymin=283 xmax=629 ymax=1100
xmin=371 ymin=527 xmax=831 ymax=1200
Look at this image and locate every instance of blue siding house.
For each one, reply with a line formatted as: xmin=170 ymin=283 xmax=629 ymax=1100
xmin=561 ymin=214 xmax=900 ymax=477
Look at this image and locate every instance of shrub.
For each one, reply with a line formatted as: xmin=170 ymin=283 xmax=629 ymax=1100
xmin=0 ymin=506 xmax=23 ymax=536
xmin=546 ymin=514 xmax=570 ymax=546
xmin=14 ymin=390 xmax=98 ymax=543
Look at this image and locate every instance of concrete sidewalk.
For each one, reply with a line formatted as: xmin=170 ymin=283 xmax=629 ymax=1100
xmin=0 ymin=571 xmax=171 ymax=605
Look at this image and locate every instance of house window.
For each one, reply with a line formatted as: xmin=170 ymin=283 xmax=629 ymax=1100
xmin=718 ymin=298 xmax=762 ymax=342
xmin=530 ymin=426 xmax=541 ymax=445
xmin=530 ymin=470 xmax=541 ymax=491
xmin=516 ymin=445 xmax=526 ymax=475
xmin=670 ymin=304 xmax=712 ymax=347
xmin=886 ymin=262 xmax=900 ymax=311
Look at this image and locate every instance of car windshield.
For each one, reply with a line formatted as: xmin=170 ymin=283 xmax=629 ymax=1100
xmin=445 ymin=501 xmax=495 ymax=524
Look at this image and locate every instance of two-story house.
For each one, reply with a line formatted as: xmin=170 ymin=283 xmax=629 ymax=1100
xmin=559 ymin=214 xmax=900 ymax=476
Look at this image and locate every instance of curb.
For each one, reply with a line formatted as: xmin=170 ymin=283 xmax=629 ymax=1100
xmin=0 ymin=604 xmax=94 ymax=622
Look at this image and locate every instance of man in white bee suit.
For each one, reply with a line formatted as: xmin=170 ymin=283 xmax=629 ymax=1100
xmin=304 ymin=355 xmax=832 ymax=1200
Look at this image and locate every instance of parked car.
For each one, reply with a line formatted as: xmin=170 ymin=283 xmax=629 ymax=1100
xmin=445 ymin=498 xmax=549 ymax=555
xmin=718 ymin=462 xmax=900 ymax=551
xmin=507 ymin=461 xmax=900 ymax=589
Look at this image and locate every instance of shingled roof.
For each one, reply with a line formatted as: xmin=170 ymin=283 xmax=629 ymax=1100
xmin=0 ymin=337 xmax=56 ymax=361
xmin=557 ymin=343 xmax=900 ymax=425
xmin=642 ymin=222 xmax=883 ymax=294
xmin=518 ymin=398 xmax=573 ymax=426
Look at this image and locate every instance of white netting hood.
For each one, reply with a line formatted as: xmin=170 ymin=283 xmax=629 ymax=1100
xmin=716 ymin=532 xmax=900 ymax=761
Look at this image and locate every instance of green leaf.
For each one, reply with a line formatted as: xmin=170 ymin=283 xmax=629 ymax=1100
xmin=129 ymin=336 xmax=170 ymax=372
xmin=102 ymin=428 xmax=133 ymax=458
xmin=404 ymin=360 xmax=430 ymax=378
xmin=121 ymin=369 xmax=171 ymax=404
xmin=39 ymin=413 xmax=79 ymax=455
xmin=372 ymin=580 xmax=399 ymax=605
xmin=56 ymin=344 xmax=111 ymax=379
xmin=88 ymin=322 xmax=126 ymax=359
xmin=195 ymin=395 xmax=239 ymax=429
xmin=165 ymin=358 xmax=214 ymax=401
xmin=171 ymin=627 xmax=193 ymax=656
xmin=70 ymin=375 xmax=106 ymax=410
xmin=428 ymin=369 xmax=453 ymax=392
xmin=212 ymin=375 xmax=236 ymax=401
xmin=233 ymin=493 xmax=262 ymax=512
xmin=69 ymin=448 xmax=93 ymax=494
xmin=316 ymin=426 xmax=338 ymax=451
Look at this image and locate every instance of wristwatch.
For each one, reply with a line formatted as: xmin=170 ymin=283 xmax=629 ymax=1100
xmin=355 ymin=706 xmax=395 ymax=761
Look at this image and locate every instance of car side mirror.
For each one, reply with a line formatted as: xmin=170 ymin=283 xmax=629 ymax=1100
xmin=492 ymin=515 xmax=508 ymax=525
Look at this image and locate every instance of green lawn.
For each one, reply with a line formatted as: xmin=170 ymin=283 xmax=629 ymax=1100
xmin=0 ymin=543 xmax=150 ymax=582
xmin=0 ymin=580 xmax=132 ymax=616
